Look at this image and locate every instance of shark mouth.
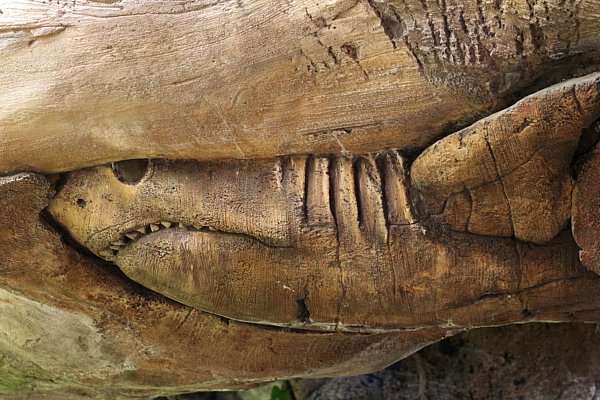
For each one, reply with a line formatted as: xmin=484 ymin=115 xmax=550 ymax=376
xmin=96 ymin=221 xmax=222 ymax=261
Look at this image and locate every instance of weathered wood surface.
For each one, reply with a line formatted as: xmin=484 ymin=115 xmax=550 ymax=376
xmin=1 ymin=0 xmax=600 ymax=174
xmin=1 ymin=172 xmax=453 ymax=398
xmin=2 ymin=0 xmax=600 ymax=398
xmin=1 ymin=73 xmax=599 ymax=398
xmin=45 ymin=73 xmax=600 ymax=332
xmin=574 ymin=139 xmax=600 ymax=273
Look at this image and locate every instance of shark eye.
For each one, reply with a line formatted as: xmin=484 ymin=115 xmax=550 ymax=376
xmin=111 ymin=159 xmax=152 ymax=184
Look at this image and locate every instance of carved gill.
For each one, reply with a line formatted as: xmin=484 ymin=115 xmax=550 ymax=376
xmin=378 ymin=151 xmax=416 ymax=226
xmin=304 ymin=155 xmax=333 ymax=226
xmin=356 ymin=155 xmax=387 ymax=244
xmin=326 ymin=154 xmax=394 ymax=247
xmin=329 ymin=156 xmax=361 ymax=245
xmin=299 ymin=152 xmax=418 ymax=247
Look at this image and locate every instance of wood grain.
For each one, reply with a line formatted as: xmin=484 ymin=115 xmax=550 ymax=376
xmin=2 ymin=0 xmax=600 ymax=397
xmin=1 ymin=0 xmax=600 ymax=174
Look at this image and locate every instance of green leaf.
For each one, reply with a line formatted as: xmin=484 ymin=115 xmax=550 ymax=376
xmin=270 ymin=384 xmax=292 ymax=400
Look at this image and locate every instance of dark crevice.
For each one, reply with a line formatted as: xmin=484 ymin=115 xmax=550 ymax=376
xmin=296 ymin=293 xmax=312 ymax=324
xmin=477 ymin=292 xmax=506 ymax=302
xmin=327 ymin=156 xmax=339 ymax=232
xmin=327 ymin=46 xmax=340 ymax=66
xmin=571 ymin=118 xmax=600 ymax=177
xmin=340 ymin=42 xmax=358 ymax=60
xmin=353 ymin=157 xmax=364 ymax=227
xmin=521 ymin=309 xmax=534 ymax=319
xmin=375 ymin=153 xmax=391 ymax=231
xmin=366 ymin=0 xmax=401 ymax=49
xmin=49 ymin=172 xmax=70 ymax=196
xmin=303 ymin=155 xmax=313 ymax=221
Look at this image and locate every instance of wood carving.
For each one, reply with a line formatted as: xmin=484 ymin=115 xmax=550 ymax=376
xmin=43 ymin=72 xmax=600 ymax=333
xmin=2 ymin=0 xmax=600 ymax=398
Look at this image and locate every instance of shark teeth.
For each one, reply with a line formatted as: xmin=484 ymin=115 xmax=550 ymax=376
xmin=98 ymin=249 xmax=115 ymax=258
xmin=125 ymin=232 xmax=140 ymax=240
xmin=98 ymin=221 xmax=220 ymax=260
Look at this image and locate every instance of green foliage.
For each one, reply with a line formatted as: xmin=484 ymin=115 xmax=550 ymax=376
xmin=270 ymin=384 xmax=292 ymax=400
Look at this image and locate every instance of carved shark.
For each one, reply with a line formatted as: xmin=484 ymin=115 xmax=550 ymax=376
xmin=48 ymin=73 xmax=600 ymax=333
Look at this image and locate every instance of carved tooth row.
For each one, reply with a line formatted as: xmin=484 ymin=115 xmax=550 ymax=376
xmin=98 ymin=222 xmax=219 ymax=260
xmin=125 ymin=232 xmax=140 ymax=240
xmin=109 ymin=238 xmax=126 ymax=251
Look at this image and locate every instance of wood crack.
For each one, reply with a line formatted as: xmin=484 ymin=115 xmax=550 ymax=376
xmin=484 ymin=135 xmax=515 ymax=237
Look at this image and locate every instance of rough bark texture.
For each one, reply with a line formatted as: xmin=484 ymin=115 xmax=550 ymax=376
xmin=574 ymin=133 xmax=600 ymax=273
xmin=2 ymin=0 xmax=600 ymax=398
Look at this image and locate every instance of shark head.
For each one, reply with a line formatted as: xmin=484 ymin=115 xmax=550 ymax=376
xmin=48 ymin=157 xmax=352 ymax=330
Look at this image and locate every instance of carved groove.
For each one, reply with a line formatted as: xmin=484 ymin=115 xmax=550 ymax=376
xmin=353 ymin=157 xmax=365 ymax=228
xmin=375 ymin=153 xmax=392 ymax=231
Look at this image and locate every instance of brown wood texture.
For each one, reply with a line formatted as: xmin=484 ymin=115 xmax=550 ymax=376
xmin=1 ymin=0 xmax=600 ymax=174
xmin=45 ymin=73 xmax=600 ymax=332
xmin=2 ymin=0 xmax=600 ymax=398
xmin=0 ymin=172 xmax=454 ymax=397
xmin=574 ymin=133 xmax=600 ymax=273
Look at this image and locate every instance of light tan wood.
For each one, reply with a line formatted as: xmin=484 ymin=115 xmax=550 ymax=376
xmin=412 ymin=73 xmax=600 ymax=243
xmin=1 ymin=0 xmax=600 ymax=174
